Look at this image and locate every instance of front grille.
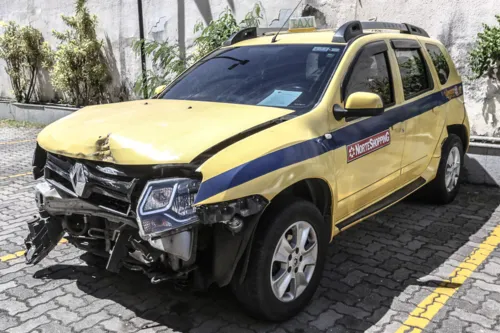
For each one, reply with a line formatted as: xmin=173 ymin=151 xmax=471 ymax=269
xmin=45 ymin=154 xmax=141 ymax=216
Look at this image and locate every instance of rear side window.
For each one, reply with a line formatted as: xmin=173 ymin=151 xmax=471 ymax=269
xmin=426 ymin=44 xmax=450 ymax=85
xmin=395 ymin=49 xmax=431 ymax=100
xmin=345 ymin=51 xmax=394 ymax=106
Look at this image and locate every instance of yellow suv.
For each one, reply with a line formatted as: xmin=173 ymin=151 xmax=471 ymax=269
xmin=25 ymin=19 xmax=469 ymax=321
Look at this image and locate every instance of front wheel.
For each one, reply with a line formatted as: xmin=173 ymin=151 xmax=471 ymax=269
xmin=232 ymin=199 xmax=329 ymax=321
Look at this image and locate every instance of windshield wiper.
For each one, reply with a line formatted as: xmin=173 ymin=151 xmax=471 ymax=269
xmin=212 ymin=56 xmax=250 ymax=70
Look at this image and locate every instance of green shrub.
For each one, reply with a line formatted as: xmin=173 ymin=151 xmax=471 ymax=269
xmin=469 ymin=15 xmax=500 ymax=79
xmin=132 ymin=39 xmax=188 ymax=99
xmin=51 ymin=0 xmax=110 ymax=106
xmin=192 ymin=4 xmax=263 ymax=62
xmin=133 ymin=4 xmax=262 ymax=99
xmin=0 ymin=22 xmax=52 ymax=103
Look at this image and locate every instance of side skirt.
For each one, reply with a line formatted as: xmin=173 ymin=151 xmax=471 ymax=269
xmin=336 ymin=177 xmax=426 ymax=231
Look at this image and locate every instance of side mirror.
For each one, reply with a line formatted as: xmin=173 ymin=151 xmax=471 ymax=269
xmin=154 ymin=85 xmax=167 ymax=97
xmin=334 ymin=92 xmax=384 ymax=120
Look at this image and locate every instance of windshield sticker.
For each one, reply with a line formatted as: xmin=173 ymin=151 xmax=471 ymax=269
xmin=312 ymin=46 xmax=339 ymax=53
xmin=347 ymin=130 xmax=391 ymax=163
xmin=258 ymin=90 xmax=302 ymax=107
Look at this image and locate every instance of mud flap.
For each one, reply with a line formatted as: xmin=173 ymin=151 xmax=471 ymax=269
xmin=24 ymin=214 xmax=64 ymax=265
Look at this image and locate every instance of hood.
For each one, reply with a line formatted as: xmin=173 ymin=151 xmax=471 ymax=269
xmin=37 ymin=99 xmax=293 ymax=165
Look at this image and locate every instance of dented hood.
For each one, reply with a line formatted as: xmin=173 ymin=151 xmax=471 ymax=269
xmin=37 ymin=99 xmax=293 ymax=165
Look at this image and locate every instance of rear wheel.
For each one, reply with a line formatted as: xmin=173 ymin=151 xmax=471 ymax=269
xmin=232 ymin=199 xmax=328 ymax=321
xmin=421 ymin=134 xmax=464 ymax=204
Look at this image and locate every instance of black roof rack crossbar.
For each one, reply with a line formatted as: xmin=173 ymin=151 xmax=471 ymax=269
xmin=223 ymin=27 xmax=286 ymax=46
xmin=223 ymin=27 xmax=258 ymax=46
xmin=333 ymin=21 xmax=429 ymax=43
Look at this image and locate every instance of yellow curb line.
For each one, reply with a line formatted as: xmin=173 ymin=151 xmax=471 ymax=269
xmin=0 ymin=172 xmax=32 ymax=180
xmin=0 ymin=238 xmax=68 ymax=262
xmin=395 ymin=225 xmax=500 ymax=333
xmin=0 ymin=139 xmax=36 ymax=145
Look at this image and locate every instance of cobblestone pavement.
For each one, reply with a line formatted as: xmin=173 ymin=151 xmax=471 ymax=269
xmin=1 ymin=124 xmax=500 ymax=333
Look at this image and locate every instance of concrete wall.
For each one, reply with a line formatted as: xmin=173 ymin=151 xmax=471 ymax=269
xmin=0 ymin=0 xmax=499 ymax=135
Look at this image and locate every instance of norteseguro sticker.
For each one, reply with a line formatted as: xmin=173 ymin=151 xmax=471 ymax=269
xmin=347 ymin=130 xmax=391 ymax=162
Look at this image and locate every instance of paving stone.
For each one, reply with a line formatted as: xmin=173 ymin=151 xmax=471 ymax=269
xmin=0 ymin=313 xmax=19 ymax=331
xmin=55 ymin=293 xmax=87 ymax=310
xmin=17 ymin=300 xmax=58 ymax=321
xmin=310 ymin=309 xmax=342 ymax=330
xmin=100 ymin=317 xmax=136 ymax=332
xmin=71 ymin=311 xmax=111 ymax=331
xmin=7 ymin=315 xmax=51 ymax=333
xmin=0 ymin=298 xmax=29 ymax=316
xmin=479 ymin=299 xmax=500 ymax=321
xmin=34 ymin=322 xmax=73 ymax=333
xmin=27 ymin=288 xmax=66 ymax=307
xmin=450 ymin=308 xmax=496 ymax=329
xmin=47 ymin=307 xmax=80 ymax=325
xmin=0 ymin=281 xmax=17 ymax=293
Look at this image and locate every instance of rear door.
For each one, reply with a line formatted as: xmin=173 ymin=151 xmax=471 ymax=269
xmin=390 ymin=39 xmax=445 ymax=183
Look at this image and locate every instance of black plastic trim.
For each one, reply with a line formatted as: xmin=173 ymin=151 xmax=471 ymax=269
xmin=333 ymin=21 xmax=363 ymax=43
xmin=391 ymin=39 xmax=421 ymax=50
xmin=336 ymin=177 xmax=426 ymax=230
xmin=334 ymin=21 xmax=429 ymax=43
xmin=223 ymin=27 xmax=257 ymax=46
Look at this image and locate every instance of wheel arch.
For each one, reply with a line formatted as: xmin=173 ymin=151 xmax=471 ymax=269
xmin=447 ymin=124 xmax=469 ymax=152
xmin=268 ymin=178 xmax=333 ymax=228
xmin=229 ymin=178 xmax=334 ymax=287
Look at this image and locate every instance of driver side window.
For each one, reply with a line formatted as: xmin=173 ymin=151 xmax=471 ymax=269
xmin=344 ymin=43 xmax=394 ymax=107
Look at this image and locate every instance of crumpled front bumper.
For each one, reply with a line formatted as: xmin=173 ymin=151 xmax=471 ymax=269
xmin=24 ymin=181 xmax=194 ymax=269
xmin=24 ymin=213 xmax=64 ymax=265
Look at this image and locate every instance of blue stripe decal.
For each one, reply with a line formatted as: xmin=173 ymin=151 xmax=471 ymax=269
xmin=195 ymin=83 xmax=463 ymax=203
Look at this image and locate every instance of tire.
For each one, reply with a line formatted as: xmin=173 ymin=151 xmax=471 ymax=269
xmin=421 ymin=134 xmax=464 ymax=204
xmin=232 ymin=198 xmax=329 ymax=321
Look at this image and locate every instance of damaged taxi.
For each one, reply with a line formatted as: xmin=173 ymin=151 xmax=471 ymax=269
xmin=25 ymin=18 xmax=469 ymax=321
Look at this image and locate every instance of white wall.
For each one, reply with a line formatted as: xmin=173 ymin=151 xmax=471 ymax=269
xmin=0 ymin=0 xmax=499 ymax=136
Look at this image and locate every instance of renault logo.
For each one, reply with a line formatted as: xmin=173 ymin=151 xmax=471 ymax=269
xmin=69 ymin=163 xmax=88 ymax=197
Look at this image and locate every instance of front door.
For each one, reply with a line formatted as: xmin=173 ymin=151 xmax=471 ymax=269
xmin=334 ymin=40 xmax=405 ymax=219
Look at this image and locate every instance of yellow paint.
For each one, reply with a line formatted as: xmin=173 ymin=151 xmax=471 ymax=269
xmin=0 ymin=238 xmax=68 ymax=262
xmin=0 ymin=172 xmax=32 ymax=180
xmin=0 ymin=139 xmax=35 ymax=145
xmin=36 ymin=30 xmax=469 ymax=241
xmin=345 ymin=92 xmax=383 ymax=110
xmin=396 ymin=225 xmax=500 ymax=332
xmin=37 ymin=100 xmax=293 ymax=165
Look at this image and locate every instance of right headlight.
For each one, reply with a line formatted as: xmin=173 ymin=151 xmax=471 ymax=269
xmin=137 ymin=178 xmax=200 ymax=238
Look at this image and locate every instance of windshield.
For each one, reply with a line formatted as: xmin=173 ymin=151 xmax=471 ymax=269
xmin=162 ymin=44 xmax=344 ymax=113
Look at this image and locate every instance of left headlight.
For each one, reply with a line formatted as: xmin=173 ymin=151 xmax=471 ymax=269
xmin=137 ymin=178 xmax=200 ymax=238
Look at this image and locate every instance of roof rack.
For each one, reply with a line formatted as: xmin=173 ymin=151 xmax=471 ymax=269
xmin=332 ymin=21 xmax=429 ymax=43
xmin=223 ymin=27 xmax=282 ymax=46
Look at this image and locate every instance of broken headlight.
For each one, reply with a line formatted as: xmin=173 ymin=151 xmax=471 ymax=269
xmin=137 ymin=178 xmax=200 ymax=237
xmin=197 ymin=195 xmax=268 ymax=224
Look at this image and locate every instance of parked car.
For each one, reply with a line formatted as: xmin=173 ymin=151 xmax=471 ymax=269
xmin=25 ymin=18 xmax=469 ymax=321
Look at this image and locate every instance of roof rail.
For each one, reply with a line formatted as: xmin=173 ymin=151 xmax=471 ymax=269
xmin=332 ymin=21 xmax=429 ymax=43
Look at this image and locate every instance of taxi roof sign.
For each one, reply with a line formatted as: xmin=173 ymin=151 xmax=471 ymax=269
xmin=289 ymin=16 xmax=316 ymax=32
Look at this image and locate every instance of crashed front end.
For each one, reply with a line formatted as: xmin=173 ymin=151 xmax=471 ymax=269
xmin=25 ymin=146 xmax=267 ymax=287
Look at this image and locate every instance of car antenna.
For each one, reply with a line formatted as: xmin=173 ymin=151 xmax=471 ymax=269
xmin=271 ymin=0 xmax=302 ymax=43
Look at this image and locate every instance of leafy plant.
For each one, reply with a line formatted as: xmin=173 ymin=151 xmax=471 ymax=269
xmin=51 ymin=0 xmax=110 ymax=106
xmin=132 ymin=39 xmax=188 ymax=98
xmin=133 ymin=4 xmax=262 ymax=99
xmin=469 ymin=15 xmax=500 ymax=79
xmin=192 ymin=4 xmax=263 ymax=62
xmin=0 ymin=22 xmax=52 ymax=103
